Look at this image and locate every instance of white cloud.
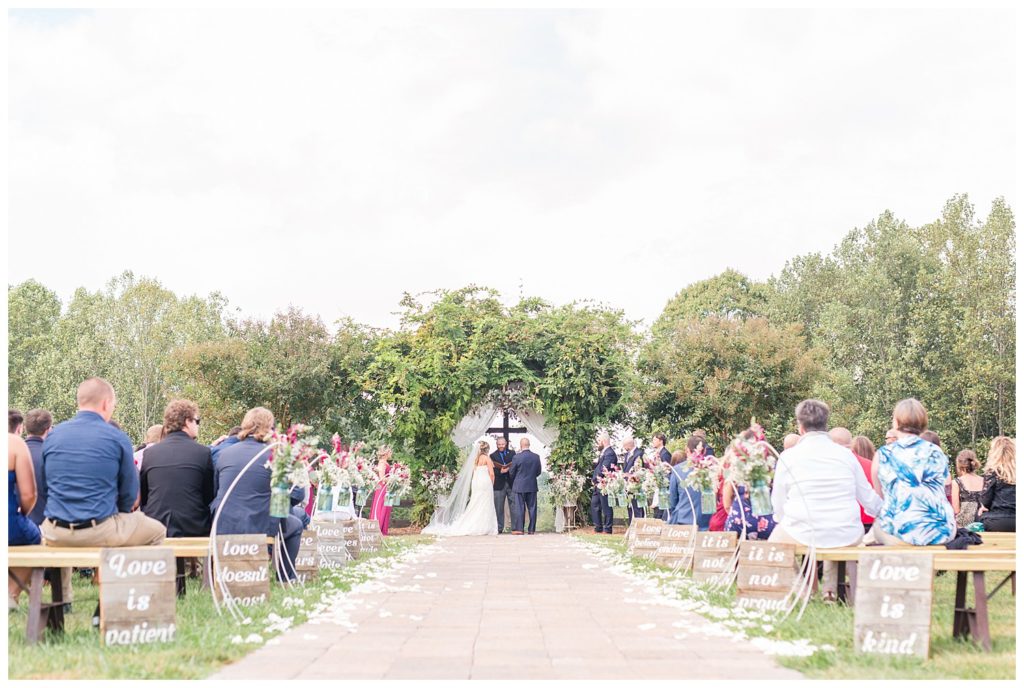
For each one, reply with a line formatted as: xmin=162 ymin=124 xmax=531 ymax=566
xmin=7 ymin=9 xmax=1014 ymax=329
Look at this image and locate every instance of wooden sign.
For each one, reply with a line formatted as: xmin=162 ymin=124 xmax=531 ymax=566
xmin=311 ymin=519 xmax=349 ymax=570
xmin=358 ymin=519 xmax=383 ymax=554
xmin=627 ymin=518 xmax=663 ymax=561
xmin=99 ymin=547 xmax=176 ymax=646
xmin=341 ymin=519 xmax=361 ymax=559
xmin=212 ymin=534 xmax=271 ymax=607
xmin=735 ymin=541 xmax=796 ymax=612
xmin=293 ymin=529 xmax=319 ymax=582
xmin=692 ymin=531 xmax=738 ymax=583
xmin=655 ymin=524 xmax=697 ymax=569
xmin=854 ymin=551 xmax=933 ymax=659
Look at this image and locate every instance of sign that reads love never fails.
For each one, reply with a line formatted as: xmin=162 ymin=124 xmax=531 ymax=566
xmin=213 ymin=534 xmax=271 ymax=607
xmin=854 ymin=551 xmax=934 ymax=659
xmin=735 ymin=541 xmax=797 ymax=613
xmin=99 ymin=547 xmax=176 ymax=646
xmin=311 ymin=519 xmax=349 ymax=570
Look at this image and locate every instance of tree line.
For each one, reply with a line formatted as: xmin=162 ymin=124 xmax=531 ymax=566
xmin=8 ymin=194 xmax=1015 ymax=469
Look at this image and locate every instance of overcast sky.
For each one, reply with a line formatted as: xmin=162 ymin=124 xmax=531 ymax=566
xmin=8 ymin=8 xmax=1015 ymax=330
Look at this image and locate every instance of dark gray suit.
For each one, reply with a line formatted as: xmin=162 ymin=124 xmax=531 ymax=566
xmin=591 ymin=445 xmax=618 ymax=533
xmin=509 ymin=450 xmax=542 ymax=533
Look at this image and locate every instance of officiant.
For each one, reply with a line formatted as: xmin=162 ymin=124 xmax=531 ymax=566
xmin=491 ymin=436 xmax=515 ymax=534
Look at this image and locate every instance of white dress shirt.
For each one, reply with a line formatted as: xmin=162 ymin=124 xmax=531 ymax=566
xmin=771 ymin=432 xmax=883 ymax=548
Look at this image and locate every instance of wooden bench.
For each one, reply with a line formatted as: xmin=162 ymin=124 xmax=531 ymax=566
xmin=792 ymin=540 xmax=1016 ymax=651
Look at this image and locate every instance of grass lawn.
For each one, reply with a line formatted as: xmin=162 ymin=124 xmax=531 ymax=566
xmin=575 ymin=533 xmax=1016 ymax=680
xmin=8 ymin=535 xmax=429 ymax=680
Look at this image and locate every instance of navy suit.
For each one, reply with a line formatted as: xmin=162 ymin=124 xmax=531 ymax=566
xmin=590 ymin=446 xmax=618 ymax=533
xmin=210 ymin=437 xmax=303 ymax=582
xmin=25 ymin=435 xmax=47 ymax=525
xmin=508 ymin=450 xmax=542 ymax=533
xmin=623 ymin=448 xmax=645 ymax=522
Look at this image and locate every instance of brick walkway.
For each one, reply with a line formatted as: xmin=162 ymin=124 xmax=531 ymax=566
xmin=211 ymin=534 xmax=803 ymax=680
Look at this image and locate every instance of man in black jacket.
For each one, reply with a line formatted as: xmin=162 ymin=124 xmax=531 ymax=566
xmin=590 ymin=431 xmax=618 ymax=534
xmin=140 ymin=399 xmax=215 ymax=538
xmin=490 ymin=436 xmax=516 ymax=534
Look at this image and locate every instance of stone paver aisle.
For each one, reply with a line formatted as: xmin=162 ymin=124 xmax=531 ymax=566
xmin=211 ymin=534 xmax=803 ymax=680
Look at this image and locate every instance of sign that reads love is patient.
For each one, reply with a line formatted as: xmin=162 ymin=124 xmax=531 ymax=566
xmin=627 ymin=518 xmax=663 ymax=561
xmin=692 ymin=531 xmax=738 ymax=584
xmin=99 ymin=547 xmax=177 ymax=646
xmin=854 ymin=551 xmax=934 ymax=659
xmin=213 ymin=534 xmax=271 ymax=607
xmin=735 ymin=541 xmax=797 ymax=613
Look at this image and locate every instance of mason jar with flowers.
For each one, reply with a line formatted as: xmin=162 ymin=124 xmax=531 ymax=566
xmin=265 ymin=424 xmax=317 ymax=518
xmin=683 ymin=453 xmax=722 ymax=514
xmin=598 ymin=465 xmax=628 ymax=507
xmin=724 ymin=432 xmax=777 ymax=516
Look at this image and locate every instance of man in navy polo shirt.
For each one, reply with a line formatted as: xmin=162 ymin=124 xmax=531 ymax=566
xmin=40 ymin=378 xmax=166 ymax=548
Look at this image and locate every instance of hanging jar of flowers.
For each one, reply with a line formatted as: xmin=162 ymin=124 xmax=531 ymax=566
xmin=266 ymin=424 xmax=317 ymax=518
xmin=684 ymin=452 xmax=721 ymax=514
xmin=384 ymin=462 xmax=411 ymax=507
xmin=725 ymin=425 xmax=778 ymax=517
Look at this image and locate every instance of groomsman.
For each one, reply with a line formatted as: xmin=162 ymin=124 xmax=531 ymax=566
xmin=491 ymin=436 xmax=515 ymax=534
xmin=622 ymin=437 xmax=645 ymax=524
xmin=651 ymin=432 xmax=672 ymax=520
xmin=590 ymin=431 xmax=618 ymax=534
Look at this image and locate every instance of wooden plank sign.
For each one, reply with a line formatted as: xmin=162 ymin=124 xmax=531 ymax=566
xmin=735 ymin=541 xmax=796 ymax=612
xmin=627 ymin=518 xmax=663 ymax=561
xmin=212 ymin=534 xmax=271 ymax=607
xmin=358 ymin=519 xmax=383 ymax=554
xmin=340 ymin=519 xmax=362 ymax=559
xmin=692 ymin=531 xmax=738 ymax=583
xmin=293 ymin=529 xmax=319 ymax=582
xmin=99 ymin=547 xmax=176 ymax=646
xmin=854 ymin=551 xmax=933 ymax=659
xmin=655 ymin=524 xmax=697 ymax=569
xmin=311 ymin=520 xmax=349 ymax=570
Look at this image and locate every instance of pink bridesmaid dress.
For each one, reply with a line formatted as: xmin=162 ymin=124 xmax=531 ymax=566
xmin=369 ymin=464 xmax=392 ymax=535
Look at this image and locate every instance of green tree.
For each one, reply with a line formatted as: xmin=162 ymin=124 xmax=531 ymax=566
xmin=8 ymin=280 xmax=62 ymax=411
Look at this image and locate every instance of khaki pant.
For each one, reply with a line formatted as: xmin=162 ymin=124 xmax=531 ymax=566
xmin=769 ymin=524 xmax=864 ymax=599
xmin=41 ymin=511 xmax=166 ymax=548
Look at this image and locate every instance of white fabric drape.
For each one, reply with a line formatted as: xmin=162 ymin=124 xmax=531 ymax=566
xmin=422 ymin=403 xmax=497 ymax=534
xmin=517 ymin=407 xmax=559 ymax=448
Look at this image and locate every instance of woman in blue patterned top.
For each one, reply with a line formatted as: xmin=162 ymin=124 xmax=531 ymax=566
xmin=869 ymin=398 xmax=956 ymax=546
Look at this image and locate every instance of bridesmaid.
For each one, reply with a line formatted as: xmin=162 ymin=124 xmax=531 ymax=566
xmin=369 ymin=445 xmax=393 ymax=535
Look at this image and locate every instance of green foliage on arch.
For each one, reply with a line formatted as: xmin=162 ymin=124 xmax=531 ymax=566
xmin=364 ymin=286 xmax=638 ymax=475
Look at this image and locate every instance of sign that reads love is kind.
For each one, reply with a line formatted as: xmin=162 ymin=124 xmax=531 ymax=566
xmin=627 ymin=518 xmax=663 ymax=561
xmin=735 ymin=541 xmax=797 ymax=613
xmin=854 ymin=551 xmax=934 ymax=659
xmin=692 ymin=531 xmax=738 ymax=584
xmin=311 ymin=519 xmax=350 ymax=570
xmin=99 ymin=547 xmax=176 ymax=646
xmin=655 ymin=524 xmax=697 ymax=569
xmin=213 ymin=534 xmax=271 ymax=607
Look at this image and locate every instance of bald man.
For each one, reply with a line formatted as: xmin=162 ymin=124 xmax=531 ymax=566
xmin=40 ymin=377 xmax=166 ymax=549
xmin=782 ymin=434 xmax=801 ymax=450
xmin=828 ymin=427 xmax=853 ymax=448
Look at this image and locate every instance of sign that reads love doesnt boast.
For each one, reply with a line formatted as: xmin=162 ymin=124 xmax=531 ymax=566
xmin=213 ymin=534 xmax=271 ymax=607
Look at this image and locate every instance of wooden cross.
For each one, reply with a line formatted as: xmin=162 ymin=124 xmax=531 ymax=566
xmin=487 ymin=410 xmax=529 ymax=443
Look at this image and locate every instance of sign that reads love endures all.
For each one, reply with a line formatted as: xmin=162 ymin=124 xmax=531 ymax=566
xmin=627 ymin=518 xmax=663 ymax=561
xmin=213 ymin=534 xmax=271 ymax=607
xmin=99 ymin=547 xmax=176 ymax=646
xmin=735 ymin=541 xmax=797 ymax=613
xmin=692 ymin=531 xmax=738 ymax=584
xmin=311 ymin=519 xmax=349 ymax=570
xmin=655 ymin=524 xmax=697 ymax=569
xmin=854 ymin=551 xmax=934 ymax=659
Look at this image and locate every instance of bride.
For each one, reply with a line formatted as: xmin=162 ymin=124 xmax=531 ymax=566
xmin=422 ymin=440 xmax=499 ymax=537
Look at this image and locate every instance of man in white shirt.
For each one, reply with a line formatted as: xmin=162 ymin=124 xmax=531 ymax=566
xmin=769 ymin=399 xmax=883 ymax=601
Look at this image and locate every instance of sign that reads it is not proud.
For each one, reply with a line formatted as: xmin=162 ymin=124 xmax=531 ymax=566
xmin=627 ymin=518 xmax=663 ymax=561
xmin=854 ymin=551 xmax=934 ymax=659
xmin=735 ymin=541 xmax=797 ymax=613
xmin=99 ymin=547 xmax=176 ymax=646
xmin=358 ymin=519 xmax=384 ymax=554
xmin=213 ymin=534 xmax=270 ymax=607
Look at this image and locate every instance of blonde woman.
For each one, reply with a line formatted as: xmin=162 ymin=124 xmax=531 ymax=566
xmin=980 ymin=437 xmax=1015 ymax=532
xmin=421 ymin=440 xmax=498 ymax=537
xmin=369 ymin=445 xmax=394 ymax=535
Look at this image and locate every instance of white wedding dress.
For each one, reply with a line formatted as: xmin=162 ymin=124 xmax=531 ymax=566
xmin=423 ymin=465 xmax=499 ymax=537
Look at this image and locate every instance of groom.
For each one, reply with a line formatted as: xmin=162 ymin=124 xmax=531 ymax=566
xmin=509 ymin=437 xmax=542 ymax=535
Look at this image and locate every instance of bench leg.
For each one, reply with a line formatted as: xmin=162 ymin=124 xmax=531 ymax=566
xmin=972 ymin=571 xmax=991 ymax=651
xmin=25 ymin=568 xmax=46 ymax=645
xmin=836 ymin=560 xmax=848 ymax=604
xmin=847 ymin=562 xmax=858 ymax=605
xmin=953 ymin=571 xmax=971 ymax=640
xmin=176 ymin=557 xmax=186 ymax=598
xmin=44 ymin=567 xmax=65 ymax=633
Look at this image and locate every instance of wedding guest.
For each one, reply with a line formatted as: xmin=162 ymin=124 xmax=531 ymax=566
xmin=23 ymin=409 xmax=53 ymax=526
xmin=951 ymin=450 xmax=985 ymax=528
xmin=828 ymin=427 xmax=852 ymax=448
xmin=651 ymin=432 xmax=672 ymax=463
xmin=39 ymin=378 xmax=166 ymax=548
xmin=850 ymin=435 xmax=876 ymax=533
xmin=9 ymin=409 xmax=24 ymax=435
xmin=369 ymin=445 xmax=394 ymax=535
xmin=869 ymin=399 xmax=955 ymax=546
xmin=668 ymin=448 xmax=706 ymax=528
xmin=490 ymin=436 xmax=515 ymax=534
xmin=133 ymin=424 xmax=163 ymax=470
xmin=622 ymin=437 xmax=645 ymax=522
xmin=693 ymin=429 xmax=715 ymax=457
xmin=884 ymin=429 xmax=898 ymax=445
xmin=979 ymin=437 xmax=1015 ymax=532
xmin=9 ymin=431 xmax=40 ymax=609
xmin=590 ymin=431 xmax=617 ymax=534
xmin=770 ymin=399 xmax=882 ymax=601
xmin=210 ymin=407 xmax=301 ymax=581
xmin=782 ymin=434 xmax=800 ymax=450
xmin=140 ymin=400 xmax=214 ymax=537
xmin=722 ymin=429 xmax=776 ymax=540
xmin=210 ymin=425 xmax=242 ymax=466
